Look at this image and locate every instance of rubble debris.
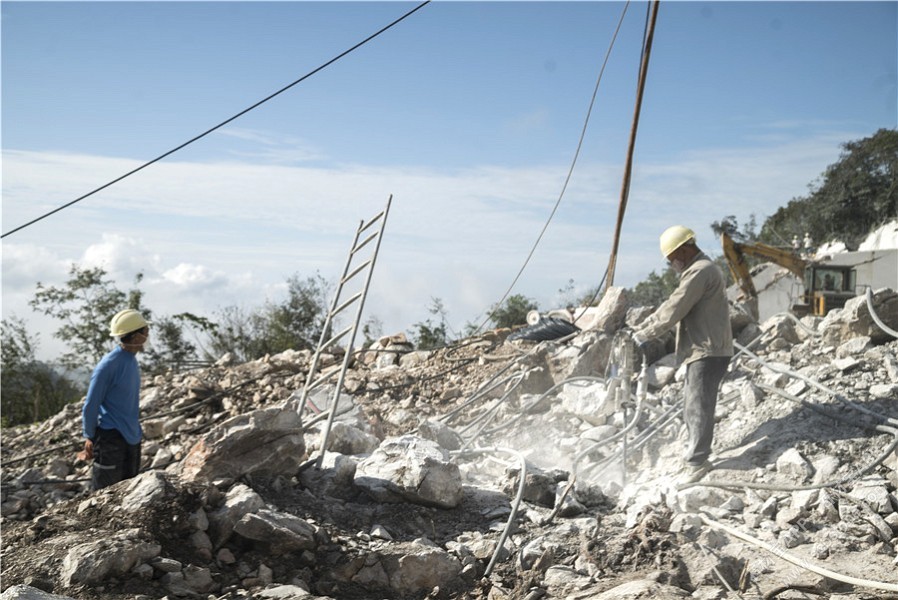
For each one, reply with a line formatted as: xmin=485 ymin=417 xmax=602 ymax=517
xmin=1 ymin=288 xmax=897 ymax=599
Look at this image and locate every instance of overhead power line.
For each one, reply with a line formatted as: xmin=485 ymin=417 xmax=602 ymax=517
xmin=2 ymin=1 xmax=431 ymax=239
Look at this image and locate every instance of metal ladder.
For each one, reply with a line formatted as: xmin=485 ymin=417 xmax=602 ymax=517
xmin=297 ymin=195 xmax=392 ymax=469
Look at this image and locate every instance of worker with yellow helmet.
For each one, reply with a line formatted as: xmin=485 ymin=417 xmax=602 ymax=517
xmin=632 ymin=225 xmax=733 ymax=484
xmin=79 ymin=309 xmax=150 ymax=490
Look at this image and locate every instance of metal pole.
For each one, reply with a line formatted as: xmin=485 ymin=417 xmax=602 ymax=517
xmin=606 ymin=0 xmax=661 ymax=288
xmin=297 ymin=220 xmax=366 ymax=422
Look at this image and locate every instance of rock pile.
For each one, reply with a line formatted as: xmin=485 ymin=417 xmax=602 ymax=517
xmin=2 ymin=289 xmax=897 ymax=600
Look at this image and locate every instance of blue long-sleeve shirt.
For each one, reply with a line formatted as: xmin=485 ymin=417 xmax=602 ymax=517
xmin=81 ymin=346 xmax=143 ymax=445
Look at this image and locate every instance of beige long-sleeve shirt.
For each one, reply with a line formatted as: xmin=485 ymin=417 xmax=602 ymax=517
xmin=635 ymin=251 xmax=734 ymax=365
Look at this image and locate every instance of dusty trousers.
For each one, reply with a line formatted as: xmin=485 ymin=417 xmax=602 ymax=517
xmin=91 ymin=427 xmax=141 ymax=490
xmin=683 ymin=356 xmax=730 ymax=466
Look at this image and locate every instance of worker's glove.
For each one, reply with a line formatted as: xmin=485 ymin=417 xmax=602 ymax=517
xmin=76 ymin=439 xmax=94 ymax=462
xmin=631 ymin=332 xmax=649 ymax=352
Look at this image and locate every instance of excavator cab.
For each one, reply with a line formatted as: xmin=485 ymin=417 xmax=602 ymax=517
xmin=803 ymin=265 xmax=857 ymax=316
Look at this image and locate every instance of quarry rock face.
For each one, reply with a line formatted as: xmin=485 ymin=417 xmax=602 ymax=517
xmin=2 ymin=289 xmax=897 ymax=599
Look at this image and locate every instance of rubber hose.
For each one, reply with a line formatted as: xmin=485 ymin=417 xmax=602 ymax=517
xmin=866 ymin=287 xmax=898 ymax=339
xmin=450 ymin=447 xmax=527 ymax=577
xmin=696 ymin=512 xmax=898 ymax=592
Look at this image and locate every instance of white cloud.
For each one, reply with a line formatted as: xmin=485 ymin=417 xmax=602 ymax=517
xmin=1 ymin=243 xmax=68 ymax=291
xmin=161 ymin=263 xmax=228 ymax=289
xmin=1 ymin=129 xmax=862 ymax=360
xmin=80 ymin=234 xmax=164 ymax=279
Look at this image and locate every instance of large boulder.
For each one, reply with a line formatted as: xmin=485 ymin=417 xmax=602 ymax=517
xmin=549 ymin=332 xmax=613 ymax=380
xmin=324 ymin=422 xmax=380 ymax=456
xmin=120 ymin=471 xmax=176 ymax=514
xmin=60 ymin=528 xmax=161 ymax=586
xmin=233 ymin=508 xmax=317 ymax=553
xmin=577 ymin=287 xmax=629 ymax=333
xmin=207 ymin=483 xmax=266 ymax=547
xmin=333 ymin=540 xmax=462 ymax=596
xmin=354 ymin=436 xmax=463 ymax=508
xmin=0 ymin=586 xmax=75 ymax=600
xmin=821 ymin=288 xmax=898 ymax=345
xmin=417 ymin=420 xmax=464 ymax=451
xmin=180 ymin=405 xmax=305 ymax=482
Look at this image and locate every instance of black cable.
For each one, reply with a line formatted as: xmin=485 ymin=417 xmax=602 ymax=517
xmin=471 ymin=1 xmax=631 ymax=334
xmin=1 ymin=1 xmax=431 ymax=239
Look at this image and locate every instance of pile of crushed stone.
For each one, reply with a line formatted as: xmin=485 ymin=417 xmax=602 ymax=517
xmin=2 ymin=288 xmax=897 ymax=600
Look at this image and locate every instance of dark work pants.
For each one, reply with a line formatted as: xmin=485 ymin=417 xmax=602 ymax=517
xmin=92 ymin=427 xmax=141 ymax=490
xmin=683 ymin=356 xmax=730 ymax=466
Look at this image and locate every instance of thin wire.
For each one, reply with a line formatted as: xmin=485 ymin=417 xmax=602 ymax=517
xmin=472 ymin=1 xmax=631 ymax=334
xmin=1 ymin=1 xmax=431 ymax=239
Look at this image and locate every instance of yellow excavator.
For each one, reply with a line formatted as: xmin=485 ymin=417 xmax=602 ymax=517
xmin=721 ymin=232 xmax=857 ymax=319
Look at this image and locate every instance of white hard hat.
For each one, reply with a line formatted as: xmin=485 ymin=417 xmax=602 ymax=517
xmin=659 ymin=225 xmax=695 ymax=258
xmin=109 ymin=309 xmax=148 ymax=337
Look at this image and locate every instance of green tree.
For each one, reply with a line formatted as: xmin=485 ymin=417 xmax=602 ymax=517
xmin=628 ymin=268 xmax=679 ymax=308
xmin=142 ymin=313 xmax=206 ymax=374
xmin=204 ymin=305 xmax=264 ymax=362
xmin=29 ymin=266 xmax=146 ymax=369
xmin=557 ymin=278 xmax=603 ymax=308
xmin=361 ymin=315 xmax=384 ymax=347
xmin=204 ymin=273 xmax=332 ymax=362
xmin=760 ymin=128 xmax=898 ymax=248
xmin=265 ymin=273 xmax=332 ymax=352
xmin=1 ymin=317 xmax=82 ymax=427
xmin=489 ymin=294 xmax=538 ymax=329
xmin=711 ymin=214 xmax=759 ymax=242
xmin=410 ymin=297 xmax=451 ymax=350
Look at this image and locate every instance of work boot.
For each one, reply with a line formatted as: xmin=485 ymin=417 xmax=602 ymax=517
xmin=675 ymin=460 xmax=712 ymax=486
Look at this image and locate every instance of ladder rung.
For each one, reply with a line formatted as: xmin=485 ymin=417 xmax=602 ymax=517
xmin=342 ymin=259 xmax=372 ymax=285
xmin=307 ymin=364 xmax=342 ymax=390
xmin=359 ymin=210 xmax=385 ymax=234
xmin=321 ymin=325 xmax=353 ymax=350
xmin=351 ymin=231 xmax=379 ymax=256
xmin=333 ymin=292 xmax=363 ymax=315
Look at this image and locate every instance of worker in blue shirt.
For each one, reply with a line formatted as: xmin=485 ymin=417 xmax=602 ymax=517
xmin=79 ymin=309 xmax=149 ymax=490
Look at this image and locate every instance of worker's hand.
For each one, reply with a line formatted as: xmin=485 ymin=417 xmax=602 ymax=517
xmin=76 ymin=439 xmax=94 ymax=462
xmin=631 ymin=332 xmax=649 ymax=351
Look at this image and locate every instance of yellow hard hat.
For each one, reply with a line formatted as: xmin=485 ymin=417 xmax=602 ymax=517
xmin=109 ymin=309 xmax=148 ymax=337
xmin=659 ymin=225 xmax=695 ymax=257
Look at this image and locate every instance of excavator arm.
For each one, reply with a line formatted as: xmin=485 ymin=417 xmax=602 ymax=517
xmin=721 ymin=232 xmax=857 ymax=319
xmin=721 ymin=232 xmax=758 ymax=302
xmin=721 ymin=232 xmax=808 ymax=320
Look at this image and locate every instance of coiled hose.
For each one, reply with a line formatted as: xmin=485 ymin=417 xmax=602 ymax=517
xmin=866 ymin=287 xmax=898 ymax=339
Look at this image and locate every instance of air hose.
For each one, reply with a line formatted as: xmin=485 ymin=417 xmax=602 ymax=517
xmin=696 ymin=512 xmax=898 ymax=592
xmin=680 ymin=341 xmax=897 ymax=492
xmin=866 ymin=287 xmax=898 ymax=339
xmin=450 ymin=447 xmax=527 ymax=577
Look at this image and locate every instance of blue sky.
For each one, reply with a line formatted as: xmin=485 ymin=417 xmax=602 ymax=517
xmin=3 ymin=1 xmax=896 ymax=362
